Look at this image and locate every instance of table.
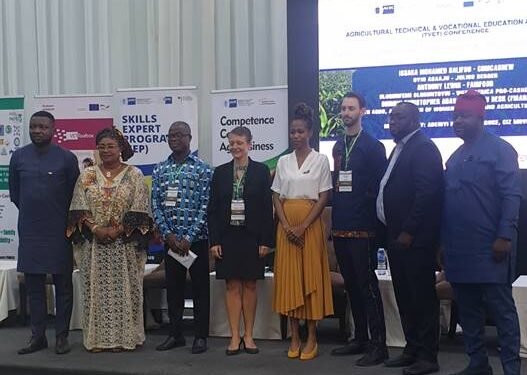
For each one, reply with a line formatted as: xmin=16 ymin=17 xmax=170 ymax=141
xmin=512 ymin=275 xmax=527 ymax=358
xmin=209 ymin=272 xmax=283 ymax=340
xmin=375 ymin=271 xmax=452 ymax=348
xmin=0 ymin=260 xmax=18 ymax=322
xmin=376 ymin=271 xmax=406 ymax=347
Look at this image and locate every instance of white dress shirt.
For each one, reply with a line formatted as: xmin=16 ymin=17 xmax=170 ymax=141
xmin=376 ymin=129 xmax=421 ymax=225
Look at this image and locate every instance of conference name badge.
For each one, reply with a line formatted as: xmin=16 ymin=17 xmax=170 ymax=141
xmin=165 ymin=187 xmax=179 ymax=207
xmin=230 ymin=199 xmax=246 ymax=224
xmin=338 ymin=170 xmax=352 ymax=192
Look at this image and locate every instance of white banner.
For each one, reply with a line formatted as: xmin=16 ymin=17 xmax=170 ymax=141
xmin=211 ymin=86 xmax=288 ymax=168
xmin=33 ymin=94 xmax=113 ymax=171
xmin=114 ymin=87 xmax=199 ymax=177
xmin=0 ymin=97 xmax=24 ymax=259
xmin=319 ymin=0 xmax=527 ymax=70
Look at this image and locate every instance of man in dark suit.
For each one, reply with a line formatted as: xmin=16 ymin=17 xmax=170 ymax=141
xmin=9 ymin=111 xmax=79 ymax=354
xmin=376 ymin=102 xmax=444 ymax=375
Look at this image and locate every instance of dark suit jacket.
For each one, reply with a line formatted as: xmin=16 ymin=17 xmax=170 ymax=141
xmin=207 ymin=158 xmax=275 ymax=248
xmin=382 ymin=130 xmax=444 ymax=248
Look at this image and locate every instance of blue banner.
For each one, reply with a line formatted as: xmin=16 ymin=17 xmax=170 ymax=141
xmin=352 ymin=57 xmax=527 ymax=139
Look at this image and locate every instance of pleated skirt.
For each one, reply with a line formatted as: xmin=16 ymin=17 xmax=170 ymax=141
xmin=273 ymin=199 xmax=334 ymax=320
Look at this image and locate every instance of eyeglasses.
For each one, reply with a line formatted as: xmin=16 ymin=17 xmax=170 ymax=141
xmin=96 ymin=145 xmax=119 ymax=151
xmin=167 ymin=132 xmax=190 ymax=139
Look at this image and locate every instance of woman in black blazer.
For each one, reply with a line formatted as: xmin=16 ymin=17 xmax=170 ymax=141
xmin=208 ymin=126 xmax=274 ymax=355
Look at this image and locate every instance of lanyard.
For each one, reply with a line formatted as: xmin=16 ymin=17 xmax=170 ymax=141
xmin=344 ymin=130 xmax=361 ymax=170
xmin=171 ymin=163 xmax=186 ymax=183
xmin=233 ymin=167 xmax=246 ymax=199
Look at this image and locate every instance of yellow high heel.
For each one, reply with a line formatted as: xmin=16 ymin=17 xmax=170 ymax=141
xmin=300 ymin=344 xmax=318 ymax=360
xmin=287 ymin=346 xmax=301 ymax=359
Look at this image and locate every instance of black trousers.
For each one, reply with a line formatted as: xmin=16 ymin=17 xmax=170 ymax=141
xmin=25 ymin=273 xmax=73 ymax=339
xmin=333 ymin=237 xmax=386 ymax=347
xmin=165 ymin=240 xmax=210 ymax=338
xmin=387 ymin=245 xmax=439 ymax=362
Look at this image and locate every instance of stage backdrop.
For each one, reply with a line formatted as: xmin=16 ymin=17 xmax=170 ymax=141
xmin=33 ymin=94 xmax=114 ymax=171
xmin=114 ymin=87 xmax=199 ymax=181
xmin=0 ymin=97 xmax=24 ymax=259
xmin=210 ymin=86 xmax=289 ymax=168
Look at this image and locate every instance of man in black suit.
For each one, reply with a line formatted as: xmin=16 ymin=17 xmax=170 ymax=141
xmin=376 ymin=102 xmax=443 ymax=375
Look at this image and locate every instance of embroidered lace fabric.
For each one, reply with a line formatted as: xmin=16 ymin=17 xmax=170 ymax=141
xmin=68 ymin=165 xmax=152 ymax=350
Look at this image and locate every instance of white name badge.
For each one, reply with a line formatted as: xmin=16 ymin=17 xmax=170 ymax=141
xmin=338 ymin=170 xmax=353 ymax=192
xmin=230 ymin=199 xmax=246 ymax=224
xmin=164 ymin=187 xmax=179 ymax=207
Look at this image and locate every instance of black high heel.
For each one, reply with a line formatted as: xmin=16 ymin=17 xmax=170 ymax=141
xmin=243 ymin=338 xmax=259 ymax=354
xmin=226 ymin=338 xmax=244 ymax=356
xmin=244 ymin=345 xmax=259 ymax=354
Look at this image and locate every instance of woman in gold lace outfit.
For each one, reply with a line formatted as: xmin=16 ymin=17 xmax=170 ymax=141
xmin=67 ymin=128 xmax=152 ymax=352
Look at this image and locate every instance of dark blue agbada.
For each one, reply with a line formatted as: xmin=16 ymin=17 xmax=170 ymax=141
xmin=9 ymin=143 xmax=79 ymax=274
xmin=442 ymin=131 xmax=522 ymax=283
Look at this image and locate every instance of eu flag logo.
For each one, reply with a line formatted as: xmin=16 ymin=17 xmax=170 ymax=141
xmin=383 ymin=5 xmax=395 ymax=14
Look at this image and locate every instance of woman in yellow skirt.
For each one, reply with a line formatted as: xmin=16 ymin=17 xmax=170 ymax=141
xmin=272 ymin=103 xmax=334 ymax=360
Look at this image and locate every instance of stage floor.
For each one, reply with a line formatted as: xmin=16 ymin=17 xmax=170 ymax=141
xmin=0 ymin=320 xmax=522 ymax=375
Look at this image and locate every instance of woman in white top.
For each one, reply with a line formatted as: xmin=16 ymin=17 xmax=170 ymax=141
xmin=272 ymin=103 xmax=334 ymax=360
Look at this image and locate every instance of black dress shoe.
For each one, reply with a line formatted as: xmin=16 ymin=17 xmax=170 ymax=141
xmin=18 ymin=336 xmax=48 ymax=355
xmin=55 ymin=336 xmax=71 ymax=354
xmin=449 ymin=365 xmax=493 ymax=375
xmin=156 ymin=335 xmax=186 ymax=351
xmin=191 ymin=337 xmax=207 ymax=354
xmin=331 ymin=339 xmax=367 ymax=356
xmin=384 ymin=353 xmax=416 ymax=367
xmin=403 ymin=360 xmax=439 ymax=375
xmin=355 ymin=346 xmax=388 ymax=366
xmin=226 ymin=338 xmax=244 ymax=356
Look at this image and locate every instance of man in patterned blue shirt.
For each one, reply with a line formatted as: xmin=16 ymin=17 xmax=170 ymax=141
xmin=152 ymin=121 xmax=212 ymax=354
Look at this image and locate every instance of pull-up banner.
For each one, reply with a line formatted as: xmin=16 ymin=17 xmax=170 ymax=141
xmin=210 ymin=86 xmax=289 ymax=168
xmin=0 ymin=97 xmax=24 ymax=259
xmin=33 ymin=94 xmax=114 ymax=170
xmin=114 ymin=87 xmax=199 ymax=177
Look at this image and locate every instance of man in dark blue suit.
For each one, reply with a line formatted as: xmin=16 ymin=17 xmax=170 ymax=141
xmin=9 ymin=111 xmax=79 ymax=354
xmin=376 ymin=102 xmax=444 ymax=375
xmin=443 ymin=90 xmax=522 ymax=375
